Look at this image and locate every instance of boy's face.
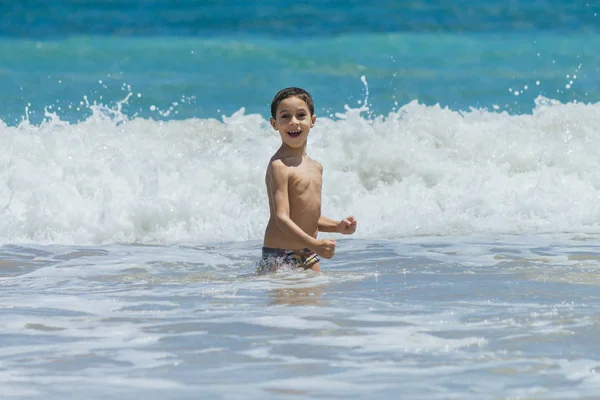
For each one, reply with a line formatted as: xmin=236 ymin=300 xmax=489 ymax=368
xmin=270 ymin=96 xmax=316 ymax=149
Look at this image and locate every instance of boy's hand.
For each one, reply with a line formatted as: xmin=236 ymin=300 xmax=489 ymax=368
xmin=314 ymin=239 xmax=337 ymax=259
xmin=336 ymin=216 xmax=357 ymax=235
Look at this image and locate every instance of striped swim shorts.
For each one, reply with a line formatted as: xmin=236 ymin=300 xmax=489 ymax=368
xmin=256 ymin=247 xmax=320 ymax=274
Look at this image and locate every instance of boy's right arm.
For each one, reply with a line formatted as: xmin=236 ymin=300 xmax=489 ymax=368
xmin=268 ymin=160 xmax=336 ymax=258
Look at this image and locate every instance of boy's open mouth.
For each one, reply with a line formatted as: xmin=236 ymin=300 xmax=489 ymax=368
xmin=287 ymin=130 xmax=301 ymax=138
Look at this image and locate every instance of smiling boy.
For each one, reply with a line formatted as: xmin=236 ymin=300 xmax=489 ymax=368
xmin=258 ymin=87 xmax=357 ymax=274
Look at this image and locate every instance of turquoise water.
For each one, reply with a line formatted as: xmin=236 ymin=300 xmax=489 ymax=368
xmin=2 ymin=1 xmax=599 ymax=36
xmin=1 ymin=1 xmax=599 ymax=124
xmin=1 ymin=33 xmax=599 ymax=124
xmin=3 ymin=2 xmax=600 ymax=399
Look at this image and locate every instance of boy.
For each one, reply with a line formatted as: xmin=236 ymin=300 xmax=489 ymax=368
xmin=258 ymin=87 xmax=357 ymax=274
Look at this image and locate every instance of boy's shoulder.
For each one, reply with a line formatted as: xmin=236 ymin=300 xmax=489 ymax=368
xmin=309 ymin=156 xmax=323 ymax=170
xmin=266 ymin=156 xmax=293 ymax=179
xmin=303 ymin=155 xmax=323 ymax=172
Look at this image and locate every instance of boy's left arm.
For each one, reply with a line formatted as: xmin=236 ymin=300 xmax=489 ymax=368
xmin=318 ymin=215 xmax=357 ymax=235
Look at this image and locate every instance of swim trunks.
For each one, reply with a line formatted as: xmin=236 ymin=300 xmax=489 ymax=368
xmin=257 ymin=246 xmax=320 ymax=274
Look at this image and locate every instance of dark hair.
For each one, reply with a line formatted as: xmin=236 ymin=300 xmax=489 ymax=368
xmin=270 ymin=87 xmax=314 ymax=118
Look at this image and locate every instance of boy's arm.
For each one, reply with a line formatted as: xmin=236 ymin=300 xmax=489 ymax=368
xmin=269 ymin=160 xmax=319 ymax=249
xmin=318 ymin=216 xmax=340 ymax=232
xmin=319 ymin=215 xmax=357 ymax=235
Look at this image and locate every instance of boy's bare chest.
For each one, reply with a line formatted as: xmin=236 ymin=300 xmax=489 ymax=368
xmin=288 ymin=163 xmax=322 ymax=194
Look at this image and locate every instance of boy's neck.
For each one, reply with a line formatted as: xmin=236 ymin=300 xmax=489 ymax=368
xmin=278 ymin=142 xmax=307 ymax=157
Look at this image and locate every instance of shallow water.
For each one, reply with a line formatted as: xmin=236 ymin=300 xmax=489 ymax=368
xmin=3 ymin=234 xmax=600 ymax=399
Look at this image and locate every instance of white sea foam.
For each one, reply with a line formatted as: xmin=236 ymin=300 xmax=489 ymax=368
xmin=1 ymin=97 xmax=600 ymax=244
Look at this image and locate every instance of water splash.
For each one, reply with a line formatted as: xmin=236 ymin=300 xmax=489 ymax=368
xmin=1 ymin=95 xmax=600 ymax=244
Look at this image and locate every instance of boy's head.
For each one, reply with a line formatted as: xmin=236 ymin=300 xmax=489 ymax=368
xmin=269 ymin=87 xmax=316 ymax=149
xmin=270 ymin=87 xmax=314 ymax=119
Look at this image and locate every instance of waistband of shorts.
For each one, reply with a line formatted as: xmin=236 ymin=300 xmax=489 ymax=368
xmin=262 ymin=246 xmax=313 ymax=255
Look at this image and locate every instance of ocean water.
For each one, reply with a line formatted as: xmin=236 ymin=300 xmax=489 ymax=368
xmin=2 ymin=1 xmax=600 ymax=399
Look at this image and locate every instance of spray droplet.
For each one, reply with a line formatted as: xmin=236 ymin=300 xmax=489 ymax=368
xmin=150 ymin=105 xmax=157 ymax=111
